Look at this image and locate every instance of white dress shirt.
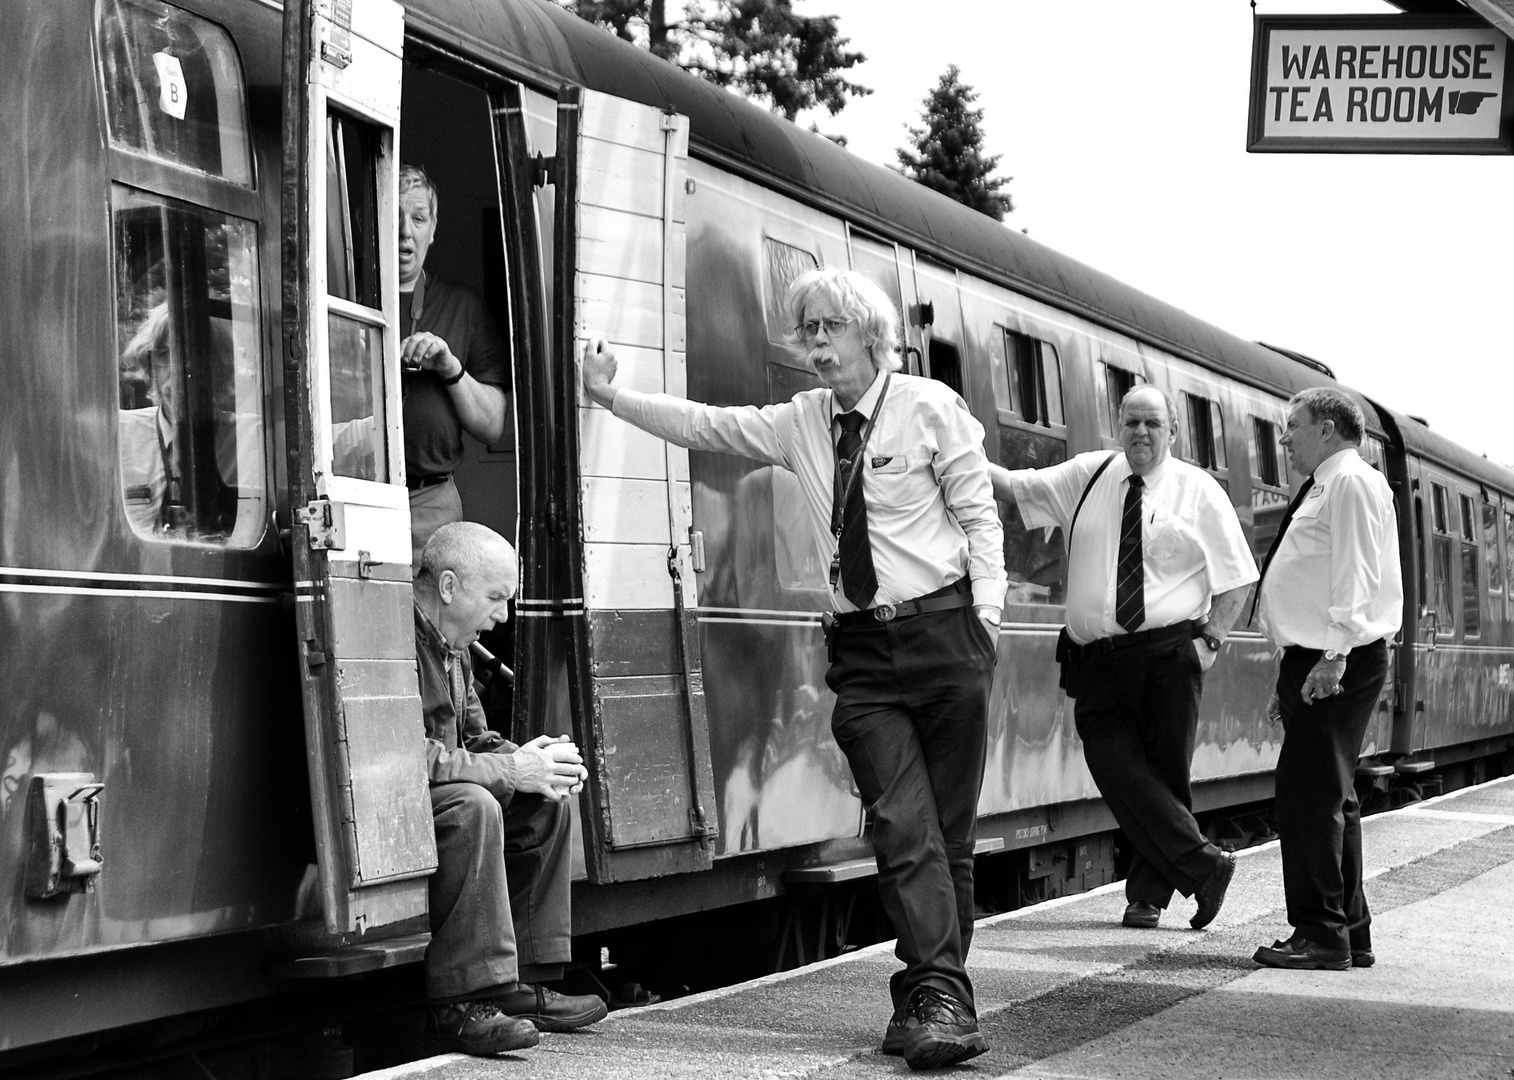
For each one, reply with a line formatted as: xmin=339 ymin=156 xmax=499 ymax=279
xmin=1009 ymin=451 xmax=1258 ymax=645
xmin=1257 ymin=447 xmax=1403 ymax=653
xmin=611 ymin=368 xmax=1007 ymax=613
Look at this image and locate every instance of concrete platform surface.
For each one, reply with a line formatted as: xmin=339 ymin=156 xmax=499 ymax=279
xmin=362 ymin=774 xmax=1514 ymax=1080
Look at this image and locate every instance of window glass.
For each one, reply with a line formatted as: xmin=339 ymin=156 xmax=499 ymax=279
xmin=996 ymin=427 xmax=1069 ymax=606
xmin=1459 ymin=494 xmax=1476 ymax=543
xmin=1461 ymin=544 xmax=1480 ymax=638
xmin=112 ymin=186 xmax=264 ymax=545
xmin=1252 ymin=417 xmax=1280 ymax=487
xmin=762 ymin=237 xmax=818 ymax=354
xmin=1483 ymin=501 xmax=1503 ymax=595
xmin=1361 ymin=435 xmax=1387 ymax=472
xmin=1432 ymin=484 xmax=1449 ymax=533
xmin=324 ymin=111 xmax=388 ymax=482
xmin=1099 ymin=362 xmax=1138 ymax=439
xmin=1433 ymin=535 xmax=1455 ymax=637
xmin=1002 ymin=332 xmax=1064 ymax=428
xmin=1505 ymin=509 xmax=1514 ymax=608
xmin=97 ymin=0 xmax=253 ymax=185
xmin=1209 ymin=400 xmax=1227 ymax=469
xmin=326 ymin=115 xmax=381 ymax=309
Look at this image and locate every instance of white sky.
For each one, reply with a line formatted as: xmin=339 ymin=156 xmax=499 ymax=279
xmin=791 ymin=0 xmax=1514 ymax=468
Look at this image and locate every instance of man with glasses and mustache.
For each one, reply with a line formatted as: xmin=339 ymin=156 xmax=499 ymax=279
xmin=581 ymin=267 xmax=1005 ymax=1071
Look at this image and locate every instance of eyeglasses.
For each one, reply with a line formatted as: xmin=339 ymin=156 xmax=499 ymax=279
xmin=797 ymin=316 xmax=854 ymax=341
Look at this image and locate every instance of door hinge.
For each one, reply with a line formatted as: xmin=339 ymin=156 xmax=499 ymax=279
xmin=688 ymin=529 xmax=705 ymax=573
xmin=296 ymin=498 xmax=347 ymax=550
xmin=531 ymin=152 xmax=556 ymax=189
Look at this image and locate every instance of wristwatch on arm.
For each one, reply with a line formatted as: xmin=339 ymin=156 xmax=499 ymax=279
xmin=1194 ymin=624 xmax=1223 ymax=652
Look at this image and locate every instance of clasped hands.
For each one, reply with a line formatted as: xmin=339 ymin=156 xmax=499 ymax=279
xmin=515 ymin=733 xmax=587 ymax=801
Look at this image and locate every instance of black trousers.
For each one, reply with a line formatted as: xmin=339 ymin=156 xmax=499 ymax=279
xmin=1274 ymin=639 xmax=1388 ymax=953
xmin=1074 ymin=629 xmax=1226 ymax=908
xmin=827 ymin=604 xmax=996 ymax=1012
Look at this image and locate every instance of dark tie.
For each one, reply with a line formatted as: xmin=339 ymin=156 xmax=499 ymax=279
xmin=1249 ymin=474 xmax=1316 ymax=625
xmin=835 ymin=411 xmax=878 ymax=608
xmin=1114 ymin=475 xmax=1145 ymax=632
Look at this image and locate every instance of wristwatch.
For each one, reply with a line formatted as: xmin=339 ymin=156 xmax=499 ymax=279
xmin=1198 ymin=631 xmax=1223 ymax=652
xmin=1322 ymin=649 xmax=1347 ymax=662
xmin=975 ymin=606 xmax=1001 ymax=627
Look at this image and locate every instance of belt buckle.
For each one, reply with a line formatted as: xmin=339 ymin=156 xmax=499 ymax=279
xmin=873 ymin=603 xmax=897 ymax=623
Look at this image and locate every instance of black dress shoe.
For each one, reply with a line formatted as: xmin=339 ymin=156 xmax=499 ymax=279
xmin=900 ymin=986 xmax=988 ymax=1071
xmin=1122 ymin=901 xmax=1161 ymax=928
xmin=1351 ymin=948 xmax=1375 ymax=968
xmin=494 ymin=984 xmax=609 ymax=1032
xmin=1190 ymin=851 xmax=1235 ymax=929
xmin=1253 ymin=936 xmax=1351 ymax=970
xmin=427 ymin=998 xmax=539 ymax=1055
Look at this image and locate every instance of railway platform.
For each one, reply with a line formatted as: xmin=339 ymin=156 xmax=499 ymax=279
xmin=362 ymin=774 xmax=1514 ymax=1080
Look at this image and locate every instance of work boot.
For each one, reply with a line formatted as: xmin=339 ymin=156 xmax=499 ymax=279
xmin=427 ymin=998 xmax=539 ymax=1055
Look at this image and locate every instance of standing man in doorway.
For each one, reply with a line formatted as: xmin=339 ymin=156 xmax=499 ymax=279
xmin=989 ymin=386 xmax=1257 ymax=932
xmin=398 ymin=164 xmax=512 ymax=566
xmin=1252 ymin=387 xmax=1401 ymax=971
xmin=582 ymin=267 xmax=1005 ymax=1071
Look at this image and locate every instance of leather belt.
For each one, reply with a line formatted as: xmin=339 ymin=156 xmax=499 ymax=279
xmin=834 ymin=578 xmax=973 ymax=628
xmin=407 ymin=473 xmax=452 ymax=491
xmin=1080 ymin=619 xmax=1197 ymax=657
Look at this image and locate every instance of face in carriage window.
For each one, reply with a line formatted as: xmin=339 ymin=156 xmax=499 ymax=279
xmin=113 ymin=191 xmax=265 ymax=546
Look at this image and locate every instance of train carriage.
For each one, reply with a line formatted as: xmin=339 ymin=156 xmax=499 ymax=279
xmin=2 ymin=0 xmax=1511 ymax=1068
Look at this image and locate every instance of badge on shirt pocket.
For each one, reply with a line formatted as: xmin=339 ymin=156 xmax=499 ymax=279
xmin=870 ymin=455 xmax=906 ymax=475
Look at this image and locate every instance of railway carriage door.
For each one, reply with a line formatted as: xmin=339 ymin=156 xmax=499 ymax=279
xmin=551 ymin=86 xmax=719 ymax=881
xmin=281 ymin=0 xmax=435 ymax=933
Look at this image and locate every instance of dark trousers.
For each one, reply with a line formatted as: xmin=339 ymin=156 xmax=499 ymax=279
xmin=1275 ymin=639 xmax=1387 ymax=953
xmin=1074 ymin=629 xmax=1224 ymax=907
xmin=426 ymin=782 xmax=572 ymax=1002
xmin=827 ymin=605 xmax=996 ymax=1012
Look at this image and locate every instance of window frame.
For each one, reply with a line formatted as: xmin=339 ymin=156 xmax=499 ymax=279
xmin=97 ymin=0 xmax=270 ymax=549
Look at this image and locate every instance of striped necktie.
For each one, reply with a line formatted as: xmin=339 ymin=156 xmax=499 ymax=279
xmin=835 ymin=411 xmax=878 ymax=608
xmin=1114 ymin=474 xmax=1145 ymax=632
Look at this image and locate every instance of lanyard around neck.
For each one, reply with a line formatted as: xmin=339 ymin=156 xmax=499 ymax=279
xmin=830 ymin=372 xmax=891 ymax=540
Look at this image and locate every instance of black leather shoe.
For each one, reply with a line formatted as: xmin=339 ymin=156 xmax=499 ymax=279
xmin=900 ymin=986 xmax=988 ymax=1071
xmin=1352 ymin=949 xmax=1375 ymax=968
xmin=494 ymin=984 xmax=609 ymax=1032
xmin=1253 ymin=936 xmax=1351 ymax=970
xmin=880 ymin=1001 xmax=916 ymax=1055
xmin=427 ymin=998 xmax=539 ymax=1055
xmin=1190 ymin=852 xmax=1235 ymax=929
xmin=1122 ymin=901 xmax=1161 ymax=928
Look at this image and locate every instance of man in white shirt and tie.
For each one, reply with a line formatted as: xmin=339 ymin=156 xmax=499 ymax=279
xmin=1252 ymin=387 xmax=1402 ymax=971
xmin=990 ymin=387 xmax=1257 ymax=934
xmin=581 ymin=267 xmax=1005 ymax=1071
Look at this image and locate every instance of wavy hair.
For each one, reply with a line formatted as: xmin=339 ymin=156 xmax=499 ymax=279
xmin=782 ymin=267 xmax=903 ymax=373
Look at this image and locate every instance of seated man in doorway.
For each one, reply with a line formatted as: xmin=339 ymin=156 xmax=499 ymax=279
xmin=414 ymin=521 xmax=607 ymax=1055
xmin=399 ymin=164 xmax=512 ymax=566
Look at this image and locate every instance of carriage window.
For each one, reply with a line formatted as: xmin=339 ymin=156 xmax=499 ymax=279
xmin=1430 ymin=482 xmax=1454 ymax=637
xmin=1361 ymin=435 xmax=1387 ymax=473
xmin=1181 ymin=392 xmax=1226 ymax=470
xmin=112 ymin=187 xmax=265 ymax=545
xmin=1251 ymin=418 xmax=1281 ymax=487
xmin=1485 ymin=501 xmax=1504 ymax=596
xmin=762 ymin=237 xmax=818 ymax=354
xmin=326 ymin=112 xmax=388 ymax=482
xmin=97 ymin=0 xmax=253 ymax=185
xmin=1003 ymin=331 xmax=1064 ymax=427
xmin=1095 ymin=362 xmax=1141 ymax=439
xmin=1505 ymin=510 xmax=1514 ymax=610
xmin=1458 ymin=493 xmax=1480 ymax=637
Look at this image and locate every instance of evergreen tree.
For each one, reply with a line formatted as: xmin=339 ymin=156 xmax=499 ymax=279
xmin=559 ymin=0 xmax=870 ymax=121
xmin=896 ymin=65 xmax=1013 ymax=221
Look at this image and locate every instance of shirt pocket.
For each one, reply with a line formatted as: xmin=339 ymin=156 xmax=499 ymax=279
xmin=1288 ymin=494 xmax=1326 ymax=556
xmin=865 ymin=446 xmax=935 ymax=505
xmin=1146 ymin=507 xmax=1203 ymax=571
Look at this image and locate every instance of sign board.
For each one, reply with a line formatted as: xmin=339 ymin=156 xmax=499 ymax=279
xmin=1248 ymin=15 xmax=1514 ymax=154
